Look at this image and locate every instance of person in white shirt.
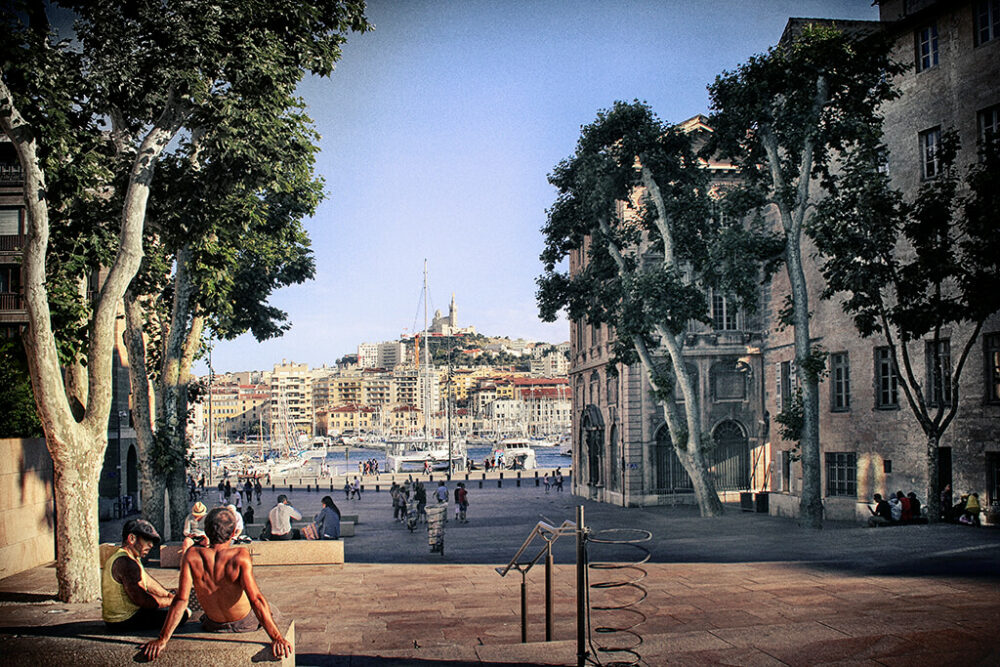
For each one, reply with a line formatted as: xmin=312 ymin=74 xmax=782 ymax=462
xmin=267 ymin=495 xmax=302 ymax=540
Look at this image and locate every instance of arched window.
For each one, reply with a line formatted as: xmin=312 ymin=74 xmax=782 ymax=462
xmin=606 ymin=372 xmax=618 ymax=406
xmin=589 ymin=371 xmax=601 ymax=406
xmin=581 ymin=405 xmax=605 ymax=487
xmin=709 ymin=420 xmax=750 ymax=491
xmin=652 ymin=425 xmax=693 ymax=494
xmin=608 ymin=424 xmax=620 ymax=491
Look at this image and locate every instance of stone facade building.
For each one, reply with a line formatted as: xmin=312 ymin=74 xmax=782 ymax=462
xmin=568 ymin=116 xmax=768 ymax=506
xmin=768 ymin=1 xmax=1000 ymax=520
xmin=570 ymin=3 xmax=1000 ymax=516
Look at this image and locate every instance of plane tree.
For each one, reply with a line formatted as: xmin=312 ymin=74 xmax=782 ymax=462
xmin=537 ymin=100 xmax=778 ymax=516
xmin=124 ymin=106 xmax=322 ymax=536
xmin=0 ymin=0 xmax=368 ymax=601
xmin=707 ymin=24 xmax=902 ymax=527
xmin=811 ymin=133 xmax=1000 ymax=521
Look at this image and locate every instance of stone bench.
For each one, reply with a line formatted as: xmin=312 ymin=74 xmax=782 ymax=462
xmin=0 ymin=619 xmax=294 ymax=666
xmin=159 ymin=539 xmax=343 ymax=568
xmin=243 ymin=520 xmax=355 ymax=537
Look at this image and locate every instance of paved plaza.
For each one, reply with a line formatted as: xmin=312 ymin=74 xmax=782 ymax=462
xmin=2 ymin=478 xmax=999 ymax=665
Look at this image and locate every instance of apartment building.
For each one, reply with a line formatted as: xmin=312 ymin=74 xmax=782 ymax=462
xmin=569 ymin=2 xmax=999 ymax=514
xmin=267 ymin=360 xmax=316 ymax=441
xmin=0 ymin=137 xmax=26 ymax=338
xmin=766 ymin=1 xmax=1000 ymax=519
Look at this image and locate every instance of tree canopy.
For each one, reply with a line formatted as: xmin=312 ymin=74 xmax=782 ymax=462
xmin=0 ymin=0 xmax=369 ymax=601
xmin=707 ymin=23 xmax=901 ymax=527
xmin=538 ymin=100 xmax=776 ymax=516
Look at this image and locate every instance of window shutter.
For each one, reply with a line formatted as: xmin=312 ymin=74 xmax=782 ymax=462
xmin=774 ymin=362 xmax=783 ymax=413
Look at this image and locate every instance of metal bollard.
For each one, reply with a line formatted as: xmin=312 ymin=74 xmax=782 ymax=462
xmin=535 ymin=471 xmax=540 ymax=487
xmin=498 ymin=472 xmax=503 ymax=488
xmin=517 ymin=471 xmax=521 ymax=487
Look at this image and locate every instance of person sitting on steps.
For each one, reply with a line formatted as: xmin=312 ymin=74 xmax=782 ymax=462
xmin=141 ymin=507 xmax=291 ymax=661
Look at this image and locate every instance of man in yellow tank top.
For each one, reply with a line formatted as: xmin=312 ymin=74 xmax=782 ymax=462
xmin=102 ymin=519 xmax=190 ymax=630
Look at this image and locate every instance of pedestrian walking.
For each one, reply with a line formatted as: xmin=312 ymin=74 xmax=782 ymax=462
xmin=555 ymin=468 xmax=564 ymax=492
xmin=457 ymin=482 xmax=469 ymax=523
xmin=543 ymin=473 xmax=551 ymax=494
xmin=255 ymin=478 xmax=263 ymax=504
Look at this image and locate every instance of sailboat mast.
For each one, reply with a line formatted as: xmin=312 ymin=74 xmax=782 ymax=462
xmin=423 ymin=259 xmax=430 ymax=442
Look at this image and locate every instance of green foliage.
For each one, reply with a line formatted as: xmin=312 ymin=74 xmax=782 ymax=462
xmin=812 ymin=132 xmax=1000 ymax=345
xmin=708 ymin=23 xmax=903 ymax=211
xmin=148 ymin=426 xmax=193 ymax=477
xmin=775 ymin=387 xmax=804 ymax=444
xmin=2 ymin=0 xmax=370 ymax=362
xmin=0 ymin=340 xmax=43 ymax=437
xmin=537 ymin=100 xmax=774 ymax=371
xmin=799 ymin=346 xmax=829 ymax=384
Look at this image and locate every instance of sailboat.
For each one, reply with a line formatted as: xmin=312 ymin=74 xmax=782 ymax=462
xmin=386 ymin=261 xmax=468 ymax=474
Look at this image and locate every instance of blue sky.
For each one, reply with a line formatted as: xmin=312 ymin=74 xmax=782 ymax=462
xmin=204 ymin=0 xmax=880 ymax=374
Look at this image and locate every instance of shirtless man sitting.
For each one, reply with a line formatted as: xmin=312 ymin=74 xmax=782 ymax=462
xmin=141 ymin=507 xmax=291 ymax=661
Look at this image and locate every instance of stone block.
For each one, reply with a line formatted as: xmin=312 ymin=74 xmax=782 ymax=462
xmin=0 ymin=619 xmax=295 ymax=666
xmin=159 ymin=539 xmax=344 ymax=568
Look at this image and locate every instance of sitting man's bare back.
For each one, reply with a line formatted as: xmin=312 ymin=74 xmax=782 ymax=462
xmin=142 ymin=507 xmax=291 ymax=661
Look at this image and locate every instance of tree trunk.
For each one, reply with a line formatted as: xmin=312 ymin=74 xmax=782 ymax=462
xmin=50 ymin=432 xmax=104 ymax=602
xmin=677 ymin=438 xmax=725 ymax=517
xmin=924 ymin=431 xmax=942 ymax=523
xmin=786 ymin=234 xmax=823 ymax=529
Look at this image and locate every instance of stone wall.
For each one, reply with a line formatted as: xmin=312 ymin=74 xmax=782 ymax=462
xmin=0 ymin=438 xmax=55 ymax=579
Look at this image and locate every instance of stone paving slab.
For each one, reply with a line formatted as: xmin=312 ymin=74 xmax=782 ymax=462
xmin=3 ymin=488 xmax=1000 ymax=665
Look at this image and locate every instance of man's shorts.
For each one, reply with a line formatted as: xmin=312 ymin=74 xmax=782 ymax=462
xmin=201 ymin=605 xmax=281 ymax=633
xmin=105 ymin=606 xmax=190 ymax=632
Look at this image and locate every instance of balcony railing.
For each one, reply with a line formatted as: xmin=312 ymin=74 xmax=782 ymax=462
xmin=0 ymin=235 xmax=27 ymax=252
xmin=0 ymin=163 xmax=24 ymax=184
xmin=0 ymin=292 xmax=25 ymax=311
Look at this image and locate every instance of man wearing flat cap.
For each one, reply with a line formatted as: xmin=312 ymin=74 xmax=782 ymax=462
xmin=102 ymin=518 xmax=190 ymax=631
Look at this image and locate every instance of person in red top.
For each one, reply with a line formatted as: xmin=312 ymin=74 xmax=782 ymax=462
xmin=897 ymin=491 xmax=912 ymax=522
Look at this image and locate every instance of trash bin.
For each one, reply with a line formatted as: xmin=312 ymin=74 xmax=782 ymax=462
xmin=755 ymin=492 xmax=769 ymax=513
xmin=740 ymin=492 xmax=754 ymax=512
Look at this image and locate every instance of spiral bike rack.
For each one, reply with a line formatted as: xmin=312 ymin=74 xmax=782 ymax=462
xmin=497 ymin=506 xmax=651 ymax=667
xmin=584 ymin=528 xmax=651 ymax=666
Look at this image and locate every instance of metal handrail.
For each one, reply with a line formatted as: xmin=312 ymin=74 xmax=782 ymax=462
xmin=496 ymin=508 xmax=587 ymax=666
xmin=495 ymin=518 xmax=577 ymax=578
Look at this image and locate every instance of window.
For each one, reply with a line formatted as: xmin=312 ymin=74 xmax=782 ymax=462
xmin=830 ymin=352 xmax=850 ymax=412
xmin=778 ymin=360 xmax=793 ymax=412
xmin=978 ymin=105 xmax=1000 ymax=145
xmin=875 ymin=346 xmax=899 ymax=409
xmin=589 ymin=371 xmax=600 ymax=406
xmin=712 ymin=292 xmax=739 ymax=330
xmin=0 ymin=209 xmax=20 ymax=236
xmin=674 ymin=363 xmax=698 ymax=403
xmin=920 ymin=127 xmax=942 ymax=179
xmin=712 ymin=360 xmax=746 ymax=401
xmin=985 ymin=333 xmax=1000 ymax=404
xmin=876 ymin=146 xmax=890 ymax=176
xmin=925 ymin=340 xmax=952 ymax=407
xmin=781 ymin=450 xmax=792 ymax=493
xmin=974 ymin=0 xmax=1000 ymax=45
xmin=825 ymin=452 xmax=857 ymax=497
xmin=915 ymin=24 xmax=939 ymax=71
